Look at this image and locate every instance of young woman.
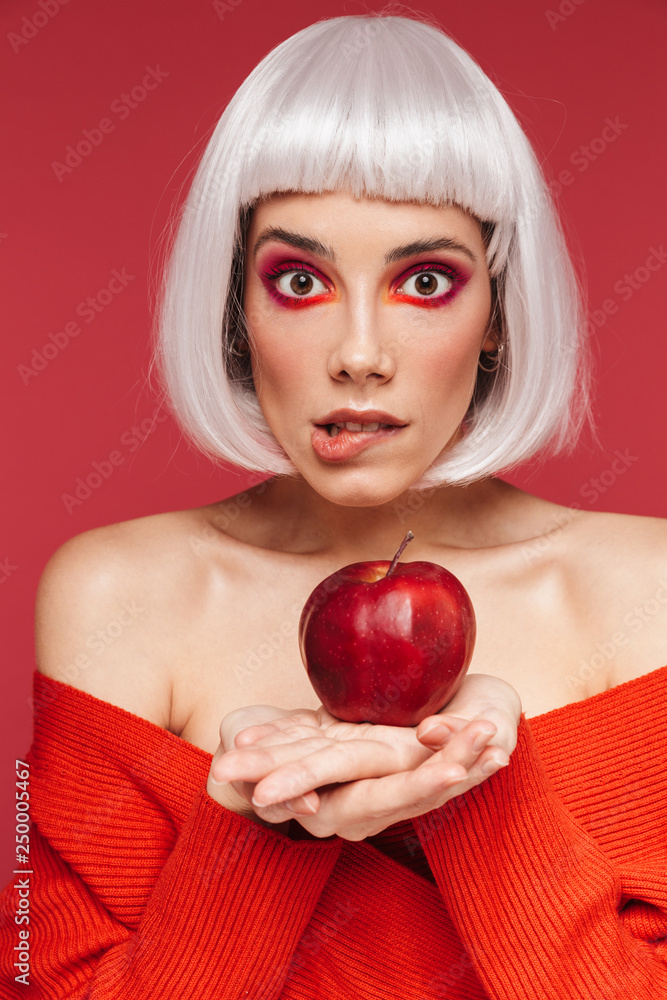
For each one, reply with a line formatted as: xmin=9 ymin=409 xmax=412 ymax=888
xmin=2 ymin=12 xmax=666 ymax=999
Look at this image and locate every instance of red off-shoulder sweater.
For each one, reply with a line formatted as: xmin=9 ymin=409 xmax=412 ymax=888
xmin=1 ymin=667 xmax=667 ymax=998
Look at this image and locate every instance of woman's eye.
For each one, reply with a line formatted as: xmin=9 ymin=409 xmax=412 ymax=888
xmin=274 ymin=269 xmax=329 ymax=299
xmin=395 ymin=269 xmax=454 ymax=298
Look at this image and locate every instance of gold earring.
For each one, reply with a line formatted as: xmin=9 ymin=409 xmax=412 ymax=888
xmin=477 ymin=342 xmax=505 ymax=373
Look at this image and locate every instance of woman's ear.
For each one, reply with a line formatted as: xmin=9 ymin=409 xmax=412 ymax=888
xmin=480 ymin=328 xmax=500 ymax=355
xmin=480 ymin=280 xmax=502 ymax=354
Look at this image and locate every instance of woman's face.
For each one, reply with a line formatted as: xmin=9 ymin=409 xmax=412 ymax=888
xmin=243 ymin=189 xmax=495 ymax=506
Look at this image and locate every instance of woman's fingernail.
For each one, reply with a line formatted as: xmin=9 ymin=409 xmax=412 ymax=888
xmin=284 ymin=797 xmax=317 ymax=815
xmin=420 ymin=724 xmax=449 ymax=742
xmin=472 ymin=728 xmax=496 ymax=752
xmin=209 ymin=764 xmax=227 ymax=784
xmin=441 ymin=766 xmax=467 ymax=784
xmin=482 ymin=753 xmax=510 ymax=775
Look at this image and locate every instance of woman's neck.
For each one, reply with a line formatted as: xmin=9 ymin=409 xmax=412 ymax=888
xmin=241 ymin=474 xmax=535 ymax=561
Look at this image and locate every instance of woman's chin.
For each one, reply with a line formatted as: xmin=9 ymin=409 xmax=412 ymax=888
xmin=299 ymin=464 xmax=431 ymax=509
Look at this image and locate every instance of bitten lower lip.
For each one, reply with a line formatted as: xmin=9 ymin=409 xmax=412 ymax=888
xmin=311 ymin=423 xmax=407 ymax=463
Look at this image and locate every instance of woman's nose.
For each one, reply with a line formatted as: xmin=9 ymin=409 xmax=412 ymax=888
xmin=326 ymin=298 xmax=396 ymax=386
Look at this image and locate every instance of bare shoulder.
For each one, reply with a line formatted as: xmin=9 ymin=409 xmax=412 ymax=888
xmin=34 ymin=506 xmax=231 ymax=729
xmin=561 ymin=506 xmax=667 ymax=687
xmin=567 ymin=506 xmax=667 ymax=581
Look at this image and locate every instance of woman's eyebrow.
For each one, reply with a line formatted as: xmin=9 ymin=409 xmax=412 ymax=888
xmin=252 ymin=227 xmax=478 ymax=264
xmin=385 ymin=236 xmax=477 ymax=265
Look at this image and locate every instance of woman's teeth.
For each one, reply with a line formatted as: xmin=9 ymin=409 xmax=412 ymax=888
xmin=328 ymin=422 xmax=392 ymax=437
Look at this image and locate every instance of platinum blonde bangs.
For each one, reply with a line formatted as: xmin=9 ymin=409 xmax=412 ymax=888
xmin=150 ymin=12 xmax=591 ymax=488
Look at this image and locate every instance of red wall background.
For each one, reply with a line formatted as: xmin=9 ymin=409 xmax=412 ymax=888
xmin=1 ymin=0 xmax=665 ymax=885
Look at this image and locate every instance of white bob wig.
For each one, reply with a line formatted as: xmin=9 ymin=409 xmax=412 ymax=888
xmin=151 ymin=11 xmax=591 ymax=489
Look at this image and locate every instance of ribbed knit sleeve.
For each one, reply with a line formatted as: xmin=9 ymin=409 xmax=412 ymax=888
xmin=413 ymin=713 xmax=667 ymax=999
xmin=0 ymin=673 xmax=342 ymax=1000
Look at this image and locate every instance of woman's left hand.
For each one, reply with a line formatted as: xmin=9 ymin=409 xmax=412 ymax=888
xmin=209 ymin=673 xmax=521 ymax=841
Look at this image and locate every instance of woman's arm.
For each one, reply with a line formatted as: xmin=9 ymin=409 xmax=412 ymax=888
xmin=413 ymin=713 xmax=667 ymax=999
xmin=0 ymin=533 xmax=343 ymax=999
xmin=0 ymin=775 xmax=341 ymax=999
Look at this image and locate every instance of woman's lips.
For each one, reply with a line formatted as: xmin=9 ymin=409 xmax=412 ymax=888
xmin=311 ymin=423 xmax=406 ymax=463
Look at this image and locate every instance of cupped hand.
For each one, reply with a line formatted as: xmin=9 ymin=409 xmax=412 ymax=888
xmin=209 ymin=673 xmax=521 ymax=841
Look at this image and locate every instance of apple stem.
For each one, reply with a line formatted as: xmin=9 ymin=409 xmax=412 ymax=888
xmin=386 ymin=531 xmax=414 ymax=578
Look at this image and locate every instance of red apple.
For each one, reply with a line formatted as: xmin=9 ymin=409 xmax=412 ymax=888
xmin=298 ymin=532 xmax=476 ymax=726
